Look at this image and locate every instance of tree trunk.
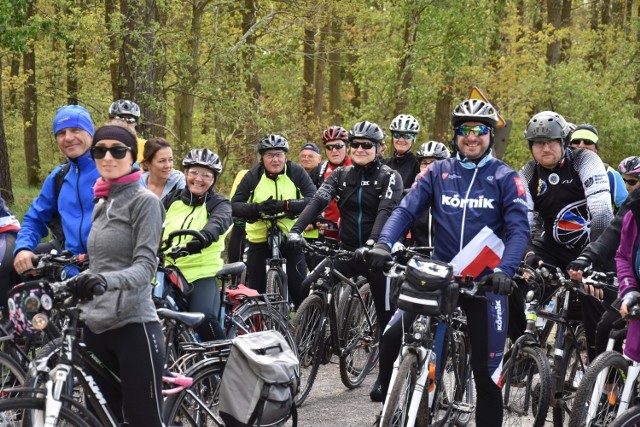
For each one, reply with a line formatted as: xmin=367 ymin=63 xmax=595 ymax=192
xmin=105 ymin=0 xmax=121 ymax=99
xmin=0 ymin=58 xmax=14 ymax=204
xmin=66 ymin=39 xmax=78 ymax=104
xmin=240 ymin=0 xmax=261 ymax=152
xmin=23 ymin=33 xmax=40 ymax=186
xmin=120 ymin=0 xmax=136 ymax=99
xmin=8 ymin=55 xmax=20 ymax=109
xmin=560 ymin=0 xmax=572 ymax=60
xmin=313 ymin=22 xmax=328 ymax=124
xmin=302 ymin=23 xmax=315 ymax=118
xmin=327 ymin=19 xmax=342 ymax=124
xmin=431 ymin=82 xmax=453 ymax=143
xmin=546 ymin=0 xmax=562 ymax=66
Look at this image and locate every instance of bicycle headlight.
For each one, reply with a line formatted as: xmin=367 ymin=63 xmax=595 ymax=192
xmin=413 ymin=320 xmax=427 ymax=334
xmin=32 ymin=313 xmax=49 ymax=331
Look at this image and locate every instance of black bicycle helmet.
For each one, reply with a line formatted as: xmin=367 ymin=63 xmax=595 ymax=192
xmin=182 ymin=148 xmax=223 ymax=176
xmin=258 ymin=134 xmax=289 ymax=155
xmin=524 ymin=111 xmax=571 ymax=143
xmin=416 ymin=141 xmax=451 ymax=160
xmin=349 ymin=121 xmax=385 ymax=144
xmin=451 ymin=99 xmax=499 ymax=128
xmin=108 ymin=99 xmax=141 ymax=119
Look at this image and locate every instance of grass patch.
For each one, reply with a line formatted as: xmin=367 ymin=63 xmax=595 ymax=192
xmin=8 ymin=186 xmax=41 ymax=222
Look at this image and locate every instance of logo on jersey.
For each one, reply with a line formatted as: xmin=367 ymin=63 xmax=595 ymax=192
xmin=536 ymin=179 xmax=547 ymax=196
xmin=553 ymin=200 xmax=590 ymax=249
xmin=441 ymin=193 xmax=494 ymax=209
xmin=584 ymin=174 xmax=608 ymax=188
xmin=514 ymin=176 xmax=526 ymax=196
xmin=549 ymin=173 xmax=560 ymax=185
xmin=494 ymin=300 xmax=504 ymax=332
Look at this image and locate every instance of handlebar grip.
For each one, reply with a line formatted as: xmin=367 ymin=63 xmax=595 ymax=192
xmin=93 ymin=283 xmax=107 ymax=296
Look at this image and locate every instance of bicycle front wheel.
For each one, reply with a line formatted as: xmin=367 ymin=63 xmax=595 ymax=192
xmin=502 ymin=345 xmax=552 ymax=427
xmin=0 ymin=396 xmax=99 ymax=426
xmin=553 ymin=326 xmax=588 ymax=427
xmin=265 ymin=267 xmax=289 ymax=316
xmin=291 ymin=294 xmax=325 ymax=406
xmin=339 ymin=283 xmax=378 ymax=389
xmin=0 ymin=353 xmax=25 ymax=396
xmin=568 ymin=350 xmax=629 ymax=427
xmin=232 ymin=302 xmax=295 ymax=352
xmin=381 ymin=352 xmax=420 ymax=427
xmin=609 ymin=405 xmax=640 ymax=427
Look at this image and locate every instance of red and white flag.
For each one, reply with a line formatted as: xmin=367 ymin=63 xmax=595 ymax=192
xmin=450 ymin=226 xmax=504 ymax=278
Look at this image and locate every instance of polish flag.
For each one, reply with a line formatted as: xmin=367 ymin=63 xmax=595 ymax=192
xmin=450 ymin=226 xmax=504 ymax=278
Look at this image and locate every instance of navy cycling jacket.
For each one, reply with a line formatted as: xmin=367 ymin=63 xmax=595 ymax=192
xmin=379 ymin=152 xmax=530 ymax=279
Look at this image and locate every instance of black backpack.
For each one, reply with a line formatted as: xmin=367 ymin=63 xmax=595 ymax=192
xmin=47 ymin=162 xmax=71 ymax=244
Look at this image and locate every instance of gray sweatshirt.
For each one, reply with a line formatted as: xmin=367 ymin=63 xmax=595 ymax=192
xmin=79 ymin=181 xmax=165 ymax=334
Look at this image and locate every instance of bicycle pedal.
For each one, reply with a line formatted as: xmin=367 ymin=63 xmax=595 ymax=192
xmin=452 ymin=402 xmax=475 ymax=413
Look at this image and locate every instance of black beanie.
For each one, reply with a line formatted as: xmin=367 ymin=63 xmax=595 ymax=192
xmin=92 ymin=125 xmax=138 ymax=160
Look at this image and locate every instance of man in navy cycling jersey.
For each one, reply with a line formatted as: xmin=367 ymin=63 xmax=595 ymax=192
xmin=367 ymin=99 xmax=529 ymax=427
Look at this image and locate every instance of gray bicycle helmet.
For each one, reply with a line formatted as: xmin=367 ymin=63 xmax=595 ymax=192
xmin=524 ymin=111 xmax=571 ymax=142
xmin=108 ymin=99 xmax=141 ymax=119
xmin=349 ymin=121 xmax=385 ymax=144
xmin=451 ymin=99 xmax=499 ymax=128
xmin=258 ymin=134 xmax=289 ymax=155
xmin=416 ymin=141 xmax=451 ymax=160
xmin=183 ymin=148 xmax=223 ymax=176
xmin=389 ymin=114 xmax=420 ymax=134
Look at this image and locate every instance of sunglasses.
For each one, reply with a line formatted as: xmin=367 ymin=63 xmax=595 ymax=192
xmin=350 ymin=141 xmax=375 ymax=150
xmin=91 ymin=145 xmax=132 ymax=160
xmin=114 ymin=116 xmax=137 ymax=124
xmin=455 ymin=125 xmax=490 ymax=137
xmin=623 ymin=178 xmax=639 ymax=186
xmin=570 ymin=139 xmax=596 ymax=146
xmin=391 ymin=132 xmax=416 ymax=140
xmin=325 ymin=143 xmax=345 ymax=151
xmin=187 ymin=169 xmax=214 ymax=180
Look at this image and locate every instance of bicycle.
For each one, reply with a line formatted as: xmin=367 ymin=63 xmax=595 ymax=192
xmin=377 ymin=255 xmax=488 ymax=427
xmin=291 ymin=240 xmax=378 ymax=406
xmin=262 ymin=214 xmax=292 ymax=318
xmin=516 ymin=263 xmax=611 ymax=426
xmin=568 ymin=300 xmax=640 ymax=427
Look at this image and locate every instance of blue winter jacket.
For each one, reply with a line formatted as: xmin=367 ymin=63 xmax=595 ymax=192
xmin=379 ymin=152 xmax=530 ymax=279
xmin=15 ymin=150 xmax=100 ymax=255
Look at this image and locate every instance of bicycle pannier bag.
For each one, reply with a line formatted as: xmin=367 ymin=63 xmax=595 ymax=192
xmin=395 ymin=257 xmax=457 ymax=316
xmin=219 ymin=330 xmax=299 ymax=426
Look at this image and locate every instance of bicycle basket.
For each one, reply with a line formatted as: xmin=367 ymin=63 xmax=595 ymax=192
xmin=394 ymin=257 xmax=457 ymax=316
xmin=7 ymin=281 xmax=54 ymax=337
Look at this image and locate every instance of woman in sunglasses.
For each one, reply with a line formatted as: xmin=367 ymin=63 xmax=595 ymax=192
xmin=383 ymin=114 xmax=421 ymax=191
xmin=66 ymin=125 xmax=166 ymax=426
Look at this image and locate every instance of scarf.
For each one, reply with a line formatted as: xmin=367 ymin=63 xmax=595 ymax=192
xmin=93 ymin=170 xmax=142 ymax=199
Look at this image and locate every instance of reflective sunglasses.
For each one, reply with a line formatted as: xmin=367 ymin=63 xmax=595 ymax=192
xmin=187 ymin=169 xmax=214 ymax=180
xmin=325 ymin=143 xmax=345 ymax=151
xmin=391 ymin=132 xmax=416 ymax=140
xmin=570 ymin=139 xmax=596 ymax=146
xmin=623 ymin=178 xmax=639 ymax=186
xmin=91 ymin=145 xmax=132 ymax=160
xmin=350 ymin=141 xmax=375 ymax=150
xmin=455 ymin=125 xmax=490 ymax=137
xmin=114 ymin=116 xmax=137 ymax=124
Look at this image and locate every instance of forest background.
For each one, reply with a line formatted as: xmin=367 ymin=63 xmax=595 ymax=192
xmin=0 ymin=0 xmax=639 ymax=213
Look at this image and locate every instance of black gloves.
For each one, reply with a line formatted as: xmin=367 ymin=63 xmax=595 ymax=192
xmin=68 ymin=273 xmax=107 ymax=301
xmin=258 ymin=198 xmax=287 ymax=216
xmin=185 ymin=239 xmax=203 ymax=254
xmin=287 ymin=232 xmax=307 ymax=250
xmin=524 ymin=252 xmax=543 ymax=269
xmin=567 ymin=256 xmax=591 ymax=273
xmin=366 ymin=243 xmax=392 ymax=273
xmin=488 ymin=271 xmax=513 ymax=296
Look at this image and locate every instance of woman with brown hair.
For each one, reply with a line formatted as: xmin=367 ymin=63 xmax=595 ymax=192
xmin=140 ymin=137 xmax=185 ymax=199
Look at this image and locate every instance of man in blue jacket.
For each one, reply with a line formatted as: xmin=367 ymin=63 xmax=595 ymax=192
xmin=14 ymin=105 xmax=99 ymax=274
xmin=367 ymin=99 xmax=530 ymax=427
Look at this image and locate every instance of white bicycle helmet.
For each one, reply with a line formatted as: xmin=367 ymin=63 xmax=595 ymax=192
xmin=108 ymin=99 xmax=141 ymax=119
xmin=389 ymin=114 xmax=420 ymax=134
xmin=416 ymin=141 xmax=451 ymax=160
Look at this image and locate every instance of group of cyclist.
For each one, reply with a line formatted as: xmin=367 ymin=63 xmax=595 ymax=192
xmin=2 ymin=95 xmax=640 ymax=426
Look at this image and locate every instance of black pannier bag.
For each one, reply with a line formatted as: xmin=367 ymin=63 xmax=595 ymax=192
xmin=394 ymin=257 xmax=457 ymax=316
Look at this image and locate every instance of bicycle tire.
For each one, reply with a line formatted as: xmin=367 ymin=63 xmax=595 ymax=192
xmin=0 ymin=352 xmax=26 ymax=396
xmin=339 ymin=283 xmax=378 ymax=389
xmin=609 ymin=405 xmax=640 ymax=427
xmin=232 ymin=302 xmax=296 ymax=353
xmin=553 ymin=326 xmax=587 ymax=427
xmin=0 ymin=395 xmax=100 ymax=426
xmin=266 ymin=267 xmax=289 ymax=317
xmin=568 ymin=350 xmax=629 ymax=427
xmin=502 ymin=345 xmax=552 ymax=427
xmin=291 ymin=294 xmax=325 ymax=406
xmin=381 ymin=352 xmax=420 ymax=427
xmin=452 ymin=329 xmax=474 ymax=427
xmin=163 ymin=359 xmax=226 ymax=426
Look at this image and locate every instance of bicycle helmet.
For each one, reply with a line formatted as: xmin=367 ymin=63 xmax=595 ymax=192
xmin=416 ymin=141 xmax=451 ymax=160
xmin=389 ymin=114 xmax=420 ymax=134
xmin=524 ymin=111 xmax=570 ymax=143
xmin=182 ymin=148 xmax=223 ymax=176
xmin=451 ymin=99 xmax=499 ymax=128
xmin=258 ymin=134 xmax=289 ymax=155
xmin=108 ymin=99 xmax=141 ymax=119
xmin=619 ymin=156 xmax=640 ymax=177
xmin=570 ymin=124 xmax=600 ymax=149
xmin=8 ymin=281 xmax=54 ymax=337
xmin=322 ymin=126 xmax=349 ymax=143
xmin=349 ymin=121 xmax=385 ymax=144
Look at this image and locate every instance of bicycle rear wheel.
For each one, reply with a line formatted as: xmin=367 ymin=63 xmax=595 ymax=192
xmin=553 ymin=326 xmax=587 ymax=427
xmin=339 ymin=283 xmax=378 ymax=389
xmin=502 ymin=345 xmax=552 ymax=427
xmin=381 ymin=352 xmax=421 ymax=427
xmin=0 ymin=396 xmax=99 ymax=426
xmin=291 ymin=294 xmax=325 ymax=406
xmin=569 ymin=350 xmax=629 ymax=427
xmin=232 ymin=302 xmax=295 ymax=352
xmin=0 ymin=353 xmax=25 ymax=397
xmin=609 ymin=405 xmax=640 ymax=427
